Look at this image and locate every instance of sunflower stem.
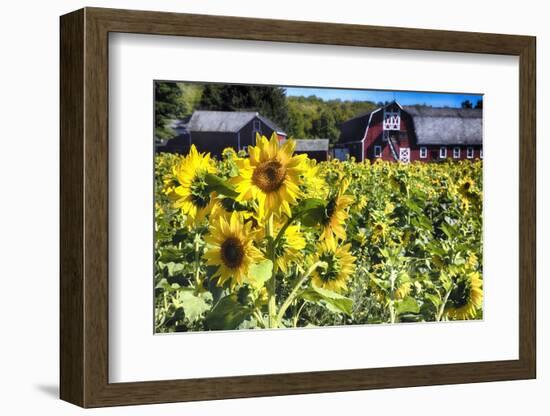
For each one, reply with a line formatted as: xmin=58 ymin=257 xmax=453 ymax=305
xmin=273 ymin=220 xmax=291 ymax=250
xmin=266 ymin=214 xmax=278 ymax=328
xmin=437 ymin=284 xmax=453 ymax=321
xmin=276 ymin=261 xmax=324 ymax=324
xmin=389 ymin=270 xmax=397 ymax=324
xmin=293 ymin=301 xmax=307 ymax=327
xmin=193 ymin=233 xmax=201 ymax=287
xmin=253 ymin=309 xmax=267 ymax=328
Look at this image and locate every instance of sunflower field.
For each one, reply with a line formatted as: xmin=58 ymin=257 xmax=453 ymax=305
xmin=155 ymin=134 xmax=483 ymax=332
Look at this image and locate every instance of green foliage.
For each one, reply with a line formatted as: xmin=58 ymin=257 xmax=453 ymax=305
xmin=293 ymin=198 xmax=327 ymax=227
xmin=199 ymin=84 xmax=289 ymax=130
xmin=155 ymin=151 xmax=483 ymax=332
xmin=155 ymin=82 xmax=379 ymax=145
xmin=301 ymin=286 xmax=353 ymax=317
xmin=155 ymin=81 xmax=185 ymax=141
xmin=287 ymin=95 xmax=377 ymax=143
xmin=205 ymin=295 xmax=251 ymax=330
xmin=248 ymin=260 xmax=274 ymax=289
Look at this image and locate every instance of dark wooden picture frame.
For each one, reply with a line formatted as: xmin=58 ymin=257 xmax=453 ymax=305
xmin=60 ymin=7 xmax=536 ymax=408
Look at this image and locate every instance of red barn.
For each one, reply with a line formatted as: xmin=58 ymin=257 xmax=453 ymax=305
xmin=335 ymin=101 xmax=483 ymax=163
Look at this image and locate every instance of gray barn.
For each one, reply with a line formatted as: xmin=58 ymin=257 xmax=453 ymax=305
xmin=156 ymin=111 xmax=287 ymax=157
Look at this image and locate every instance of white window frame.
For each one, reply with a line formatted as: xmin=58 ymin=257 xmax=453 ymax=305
xmin=467 ymin=147 xmax=474 ymax=159
xmin=374 ymin=145 xmax=382 ymax=158
xmin=419 ymin=146 xmax=428 ymax=159
xmin=453 ymin=147 xmax=461 ymax=159
xmin=439 ymin=147 xmax=447 ymax=159
xmin=480 ymin=148 xmax=483 ymax=159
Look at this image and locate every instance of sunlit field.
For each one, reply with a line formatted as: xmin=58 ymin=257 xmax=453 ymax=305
xmin=154 ymin=134 xmax=483 ymax=332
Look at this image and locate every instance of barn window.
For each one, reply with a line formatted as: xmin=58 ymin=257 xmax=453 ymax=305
xmin=420 ymin=147 xmax=428 ymax=159
xmin=374 ymin=145 xmax=382 ymax=158
xmin=453 ymin=147 xmax=461 ymax=159
xmin=253 ymin=119 xmax=261 ymax=132
xmin=480 ymin=149 xmax=483 ymax=159
xmin=467 ymin=147 xmax=474 ymax=159
xmin=439 ymin=147 xmax=447 ymax=159
xmin=383 ymin=109 xmax=400 ymax=130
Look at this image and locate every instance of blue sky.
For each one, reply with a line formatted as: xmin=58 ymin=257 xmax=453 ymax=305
xmin=285 ymin=87 xmax=482 ymax=108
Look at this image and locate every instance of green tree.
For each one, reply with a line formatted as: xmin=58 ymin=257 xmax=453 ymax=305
xmin=199 ymin=85 xmax=289 ymax=130
xmin=312 ymin=109 xmax=339 ymax=143
xmin=177 ymin=83 xmax=204 ymax=116
xmin=285 ymin=95 xmax=376 ymax=142
xmin=155 ymin=82 xmax=184 ymax=141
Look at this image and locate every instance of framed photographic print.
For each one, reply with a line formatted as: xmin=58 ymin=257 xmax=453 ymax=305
xmin=60 ymin=7 xmax=536 ymax=408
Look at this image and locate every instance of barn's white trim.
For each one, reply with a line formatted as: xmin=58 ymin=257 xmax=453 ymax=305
xmin=343 ymin=102 xmax=401 ymax=162
xmin=420 ymin=146 xmax=428 ymax=158
xmin=360 ymin=108 xmax=382 ymax=162
xmin=374 ymin=145 xmax=382 ymax=158
xmin=439 ymin=147 xmax=447 ymax=158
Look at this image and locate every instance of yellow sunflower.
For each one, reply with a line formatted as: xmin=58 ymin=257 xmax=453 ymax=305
xmin=271 ymin=223 xmax=306 ymax=274
xmin=311 ymin=239 xmax=356 ymax=293
xmin=302 ymin=158 xmax=328 ymax=199
xmin=231 ymin=133 xmax=306 ymax=219
xmin=172 ymin=145 xmax=216 ymax=224
xmin=458 ymin=177 xmax=476 ymax=196
xmin=445 ymin=272 xmax=483 ymax=320
xmin=319 ymin=180 xmax=354 ymax=243
xmin=203 ymin=212 xmax=263 ymax=289
xmin=371 ymin=221 xmax=390 ymax=243
xmin=395 ymin=281 xmax=412 ymax=300
xmin=353 ymin=195 xmax=368 ymax=213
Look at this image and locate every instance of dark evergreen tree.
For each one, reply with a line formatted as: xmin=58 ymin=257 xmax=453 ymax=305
xmin=475 ymin=99 xmax=483 ymax=109
xmin=461 ymin=99 xmax=473 ymax=109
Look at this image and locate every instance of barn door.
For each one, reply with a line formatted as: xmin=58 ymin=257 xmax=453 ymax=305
xmin=399 ymin=147 xmax=410 ymax=163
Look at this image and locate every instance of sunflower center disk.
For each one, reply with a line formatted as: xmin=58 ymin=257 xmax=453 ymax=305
xmin=322 ymin=197 xmax=337 ymax=225
xmin=318 ymin=252 xmax=341 ymax=282
xmin=221 ymin=237 xmax=245 ymax=269
xmin=252 ymin=160 xmax=286 ymax=193
xmin=448 ymin=279 xmax=471 ymax=308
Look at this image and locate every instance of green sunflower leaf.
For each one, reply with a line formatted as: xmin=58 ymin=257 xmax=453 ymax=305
xmin=300 ymin=286 xmax=353 ymax=316
xmin=396 ymin=296 xmax=420 ymax=315
xmin=176 ymin=289 xmax=211 ymax=323
xmin=205 ymin=295 xmax=251 ymax=330
xmin=248 ymin=259 xmax=273 ymax=289
xmin=294 ymin=198 xmax=327 ymax=227
xmin=204 ymin=173 xmax=239 ymax=198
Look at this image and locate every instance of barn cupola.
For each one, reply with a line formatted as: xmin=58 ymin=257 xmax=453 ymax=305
xmin=382 ymin=101 xmax=404 ymax=161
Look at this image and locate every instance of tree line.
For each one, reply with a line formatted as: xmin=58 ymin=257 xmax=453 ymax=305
xmin=155 ymin=82 xmax=378 ymax=144
xmin=155 ymin=82 xmax=482 ymax=145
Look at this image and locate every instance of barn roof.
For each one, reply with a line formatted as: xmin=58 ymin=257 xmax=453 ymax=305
xmin=404 ymin=106 xmax=482 ymax=146
xmin=186 ymin=111 xmax=286 ymax=135
xmin=338 ymin=110 xmax=377 ymax=142
xmin=293 ymin=139 xmax=329 ymax=152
